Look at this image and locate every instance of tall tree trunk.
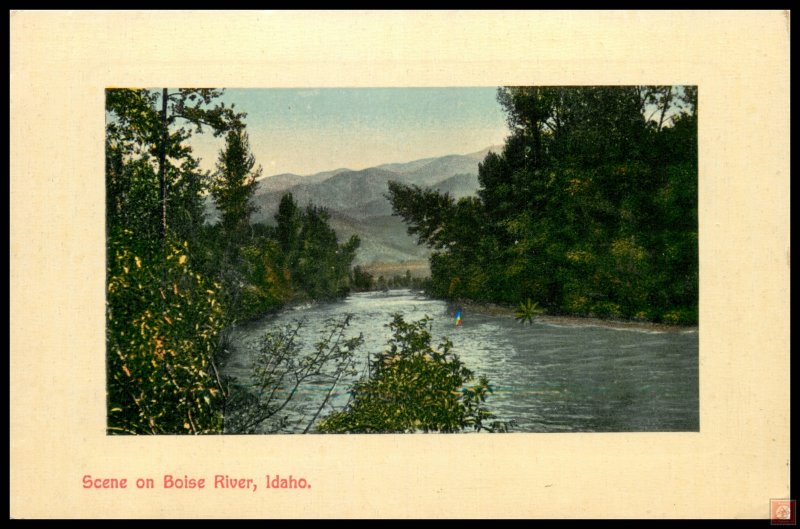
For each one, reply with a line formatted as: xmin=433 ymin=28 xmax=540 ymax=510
xmin=658 ymin=86 xmax=672 ymax=132
xmin=158 ymin=88 xmax=168 ymax=239
xmin=532 ymin=120 xmax=542 ymax=166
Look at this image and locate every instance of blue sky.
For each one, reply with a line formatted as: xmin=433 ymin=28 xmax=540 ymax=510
xmin=188 ymin=87 xmax=510 ymax=176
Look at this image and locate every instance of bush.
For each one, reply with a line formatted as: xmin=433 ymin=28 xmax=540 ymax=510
xmin=107 ymin=230 xmax=226 ymax=434
xmin=515 ymin=298 xmax=544 ymax=325
xmin=660 ymin=307 xmax=697 ymax=325
xmin=223 ymin=315 xmax=364 ymax=434
xmin=318 ymin=314 xmax=493 ymax=433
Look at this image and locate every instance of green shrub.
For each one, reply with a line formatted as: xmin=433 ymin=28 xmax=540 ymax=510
xmin=351 ymin=265 xmax=375 ymax=291
xmin=515 ymin=298 xmax=544 ymax=325
xmin=107 ymin=230 xmax=226 ymax=434
xmin=318 ymin=314 xmax=493 ymax=433
xmin=660 ymin=307 xmax=697 ymax=325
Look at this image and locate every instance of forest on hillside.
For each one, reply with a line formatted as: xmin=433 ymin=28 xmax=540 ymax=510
xmin=388 ymin=86 xmax=698 ymax=324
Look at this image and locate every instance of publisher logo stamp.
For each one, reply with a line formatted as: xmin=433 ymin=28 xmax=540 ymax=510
xmin=771 ymin=499 xmax=796 ymax=525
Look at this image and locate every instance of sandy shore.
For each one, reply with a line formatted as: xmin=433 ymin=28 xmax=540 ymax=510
xmin=456 ymin=300 xmax=698 ymax=333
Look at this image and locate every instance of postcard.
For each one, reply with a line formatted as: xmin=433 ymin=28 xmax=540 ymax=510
xmin=10 ymin=10 xmax=790 ymax=519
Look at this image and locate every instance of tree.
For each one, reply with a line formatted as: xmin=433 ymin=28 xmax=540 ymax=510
xmin=105 ymin=88 xmax=247 ymax=435
xmin=106 ymin=88 xmax=245 ymax=241
xmin=106 ymin=231 xmax=226 ymax=434
xmin=274 ymin=194 xmax=361 ymax=301
xmin=275 ymin=192 xmax=302 ymax=258
xmin=295 ymin=205 xmax=360 ymax=300
xmin=388 ymin=85 xmax=698 ymax=323
xmin=210 ymin=129 xmax=261 ymax=245
xmin=386 ymin=181 xmax=457 ymax=249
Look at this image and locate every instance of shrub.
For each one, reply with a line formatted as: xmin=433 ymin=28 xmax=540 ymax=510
xmin=318 ymin=314 xmax=493 ymax=433
xmin=107 ymin=231 xmax=226 ymax=434
xmin=351 ymin=265 xmax=374 ymax=292
xmin=515 ymin=298 xmax=544 ymax=325
xmin=223 ymin=315 xmax=363 ymax=434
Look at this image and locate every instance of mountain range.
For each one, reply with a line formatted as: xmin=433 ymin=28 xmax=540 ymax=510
xmin=211 ymin=146 xmax=500 ymax=267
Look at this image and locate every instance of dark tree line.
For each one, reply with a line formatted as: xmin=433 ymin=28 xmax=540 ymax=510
xmin=388 ymin=86 xmax=698 ymax=324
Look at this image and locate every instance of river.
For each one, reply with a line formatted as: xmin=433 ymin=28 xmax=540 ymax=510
xmin=222 ymin=289 xmax=699 ymax=433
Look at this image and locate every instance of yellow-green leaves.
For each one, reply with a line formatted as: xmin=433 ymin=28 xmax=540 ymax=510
xmin=107 ymin=233 xmax=225 ymax=435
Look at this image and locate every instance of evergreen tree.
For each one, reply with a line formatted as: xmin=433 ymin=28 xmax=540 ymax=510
xmin=210 ymin=129 xmax=261 ymax=246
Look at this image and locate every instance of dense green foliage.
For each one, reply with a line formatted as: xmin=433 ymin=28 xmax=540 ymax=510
xmin=319 ymin=315 xmax=494 ymax=433
xmin=349 ymin=267 xmax=429 ymax=293
xmin=350 ymin=265 xmax=375 ymax=291
xmin=210 ymin=129 xmax=261 ymax=245
xmin=271 ymin=193 xmax=362 ymax=303
xmin=106 ymin=88 xmax=243 ymax=433
xmin=106 ymin=88 xmax=362 ymax=434
xmin=375 ymin=270 xmax=427 ymax=291
xmin=388 ymin=86 xmax=698 ymax=324
xmin=106 ymin=231 xmax=226 ymax=434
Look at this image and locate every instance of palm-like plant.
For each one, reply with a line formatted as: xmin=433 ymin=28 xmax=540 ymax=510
xmin=515 ymin=298 xmax=544 ymax=325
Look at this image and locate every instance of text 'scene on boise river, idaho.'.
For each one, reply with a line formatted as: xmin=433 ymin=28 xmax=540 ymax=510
xmin=83 ymin=474 xmax=311 ymax=492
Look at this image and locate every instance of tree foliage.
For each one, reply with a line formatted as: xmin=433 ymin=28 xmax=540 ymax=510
xmin=319 ymin=315 xmax=494 ymax=433
xmin=274 ymin=194 xmax=361 ymax=301
xmin=388 ymin=85 xmax=698 ymax=324
xmin=211 ymin=129 xmax=261 ymax=244
xmin=106 ymin=89 xmax=364 ymax=434
xmin=106 ymin=230 xmax=226 ymax=434
xmin=106 ymin=88 xmax=245 ymax=241
xmin=350 ymin=265 xmax=375 ymax=292
xmin=105 ymin=88 xmax=245 ymax=434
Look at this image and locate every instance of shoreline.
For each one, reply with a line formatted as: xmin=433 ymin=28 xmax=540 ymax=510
xmin=227 ymin=288 xmax=698 ymax=334
xmin=456 ymin=299 xmax=698 ymax=333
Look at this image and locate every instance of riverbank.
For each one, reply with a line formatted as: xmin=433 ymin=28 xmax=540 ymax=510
xmin=229 ymin=288 xmax=698 ymax=335
xmin=456 ymin=299 xmax=698 ymax=333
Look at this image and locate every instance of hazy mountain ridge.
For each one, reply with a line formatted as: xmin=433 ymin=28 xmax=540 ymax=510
xmin=254 ymin=167 xmax=351 ymax=194
xmin=213 ymin=147 xmax=500 ymax=266
xmin=251 ymin=152 xmax=486 ymax=224
xmin=327 ymin=212 xmax=432 ymax=265
xmin=431 ymin=173 xmax=480 ymax=200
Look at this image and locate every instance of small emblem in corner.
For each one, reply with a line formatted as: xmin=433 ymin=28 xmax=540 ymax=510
xmin=771 ymin=499 xmax=796 ymax=525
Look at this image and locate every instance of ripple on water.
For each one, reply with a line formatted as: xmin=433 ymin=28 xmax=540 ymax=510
xmin=223 ymin=289 xmax=699 ymax=433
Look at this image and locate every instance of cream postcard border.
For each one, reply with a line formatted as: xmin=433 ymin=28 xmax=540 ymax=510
xmin=10 ymin=10 xmax=790 ymax=519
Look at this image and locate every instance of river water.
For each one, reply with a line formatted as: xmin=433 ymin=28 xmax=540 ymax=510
xmin=223 ymin=289 xmax=699 ymax=433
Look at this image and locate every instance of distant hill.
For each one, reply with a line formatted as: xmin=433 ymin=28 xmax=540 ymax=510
xmin=209 ymin=146 xmax=502 ymax=266
xmin=327 ymin=212 xmax=432 ymax=265
xmin=431 ymin=172 xmax=480 ymax=200
xmin=464 ymin=145 xmax=504 ymax=161
xmin=251 ymin=152 xmax=489 ymax=224
xmin=254 ymin=168 xmax=351 ymax=194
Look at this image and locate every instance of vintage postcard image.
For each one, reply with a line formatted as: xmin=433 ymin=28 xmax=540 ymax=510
xmin=105 ymin=86 xmax=699 ymax=436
